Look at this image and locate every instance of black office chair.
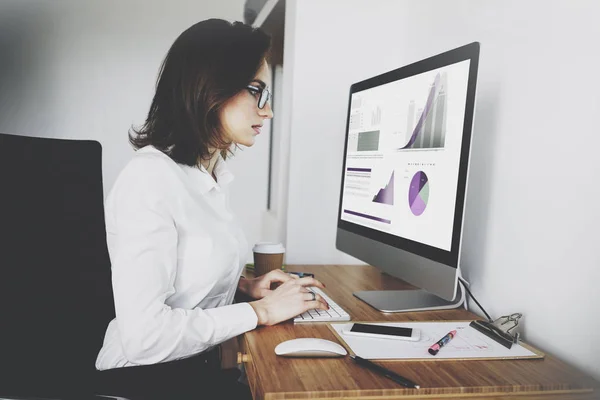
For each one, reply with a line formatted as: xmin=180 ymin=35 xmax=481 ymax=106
xmin=0 ymin=133 xmax=126 ymax=399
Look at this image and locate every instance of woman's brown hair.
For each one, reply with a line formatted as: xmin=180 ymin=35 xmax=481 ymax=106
xmin=129 ymin=19 xmax=271 ymax=166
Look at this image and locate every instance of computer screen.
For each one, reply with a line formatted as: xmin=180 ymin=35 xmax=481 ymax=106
xmin=341 ymin=60 xmax=470 ymax=252
xmin=336 ymin=42 xmax=479 ymax=312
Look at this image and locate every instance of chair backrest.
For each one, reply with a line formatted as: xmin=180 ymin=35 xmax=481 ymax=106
xmin=0 ymin=133 xmax=115 ymax=396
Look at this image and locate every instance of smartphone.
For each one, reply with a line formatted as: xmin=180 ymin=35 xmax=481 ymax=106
xmin=342 ymin=323 xmax=421 ymax=341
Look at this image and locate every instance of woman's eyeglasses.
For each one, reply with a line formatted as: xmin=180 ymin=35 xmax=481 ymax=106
xmin=246 ymin=84 xmax=271 ymax=109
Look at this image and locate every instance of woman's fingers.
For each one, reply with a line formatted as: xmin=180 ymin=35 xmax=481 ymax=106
xmin=306 ymin=299 xmax=329 ymax=311
xmin=256 ymin=281 xmax=332 ymax=325
xmin=296 ymin=277 xmax=326 ymax=289
xmin=267 ymin=269 xmax=295 ymax=282
xmin=303 ymin=291 xmax=329 ymax=309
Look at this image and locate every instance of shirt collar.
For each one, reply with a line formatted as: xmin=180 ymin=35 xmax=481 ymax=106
xmin=137 ymin=146 xmax=234 ymax=194
xmin=196 ymin=154 xmax=234 ymax=194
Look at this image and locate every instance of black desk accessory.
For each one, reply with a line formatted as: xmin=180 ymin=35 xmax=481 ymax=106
xmin=469 ymin=313 xmax=523 ymax=349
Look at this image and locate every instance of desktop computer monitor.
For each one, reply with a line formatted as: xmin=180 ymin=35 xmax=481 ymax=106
xmin=336 ymin=42 xmax=480 ymax=313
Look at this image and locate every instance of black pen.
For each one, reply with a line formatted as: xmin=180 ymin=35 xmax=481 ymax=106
xmin=349 ymin=355 xmax=420 ymax=389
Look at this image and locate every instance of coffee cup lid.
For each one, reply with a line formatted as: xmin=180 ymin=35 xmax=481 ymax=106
xmin=253 ymin=242 xmax=285 ymax=254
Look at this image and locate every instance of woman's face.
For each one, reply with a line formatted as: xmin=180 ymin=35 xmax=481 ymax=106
xmin=219 ymin=60 xmax=274 ymax=147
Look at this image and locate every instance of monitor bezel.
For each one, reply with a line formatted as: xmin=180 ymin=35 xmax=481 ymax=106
xmin=337 ymin=42 xmax=480 ymax=268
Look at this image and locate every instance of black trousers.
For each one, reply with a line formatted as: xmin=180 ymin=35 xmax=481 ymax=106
xmin=95 ymin=347 xmax=252 ymax=400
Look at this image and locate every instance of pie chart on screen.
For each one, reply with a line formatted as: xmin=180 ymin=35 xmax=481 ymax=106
xmin=408 ymin=171 xmax=429 ymax=216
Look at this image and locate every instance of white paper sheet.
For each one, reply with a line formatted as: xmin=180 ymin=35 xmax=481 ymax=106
xmin=331 ymin=321 xmax=537 ymax=360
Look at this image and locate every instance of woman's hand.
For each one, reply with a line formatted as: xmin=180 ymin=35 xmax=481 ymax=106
xmin=249 ymin=277 xmax=330 ymax=326
xmin=238 ymin=269 xmax=296 ymax=299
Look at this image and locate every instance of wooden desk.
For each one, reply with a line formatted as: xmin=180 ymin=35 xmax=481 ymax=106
xmin=235 ymin=265 xmax=599 ymax=400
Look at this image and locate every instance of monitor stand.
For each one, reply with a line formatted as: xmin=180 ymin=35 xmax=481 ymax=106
xmin=353 ymin=281 xmax=466 ymax=313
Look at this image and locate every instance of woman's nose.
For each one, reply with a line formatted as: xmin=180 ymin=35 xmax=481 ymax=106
xmin=260 ymin=101 xmax=274 ymax=119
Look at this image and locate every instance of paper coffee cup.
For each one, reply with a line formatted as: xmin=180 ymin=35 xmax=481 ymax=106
xmin=253 ymin=242 xmax=285 ymax=276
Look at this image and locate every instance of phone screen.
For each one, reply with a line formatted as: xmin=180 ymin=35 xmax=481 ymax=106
xmin=350 ymin=323 xmax=413 ymax=337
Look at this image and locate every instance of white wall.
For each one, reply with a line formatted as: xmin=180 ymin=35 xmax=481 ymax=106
xmin=284 ymin=0 xmax=600 ymax=379
xmin=0 ymin=0 xmax=271 ymax=262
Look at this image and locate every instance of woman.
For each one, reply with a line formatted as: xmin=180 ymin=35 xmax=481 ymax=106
xmin=95 ymin=19 xmax=329 ymax=399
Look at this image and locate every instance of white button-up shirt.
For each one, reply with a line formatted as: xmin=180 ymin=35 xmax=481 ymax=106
xmin=95 ymin=146 xmax=258 ymax=370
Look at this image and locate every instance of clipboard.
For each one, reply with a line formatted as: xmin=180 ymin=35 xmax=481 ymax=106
xmin=328 ymin=320 xmax=544 ymax=362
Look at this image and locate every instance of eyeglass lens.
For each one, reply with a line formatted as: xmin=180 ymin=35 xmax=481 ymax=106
xmin=259 ymin=88 xmax=270 ymax=109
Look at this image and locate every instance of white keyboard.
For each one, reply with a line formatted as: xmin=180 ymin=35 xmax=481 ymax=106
xmin=294 ymin=287 xmax=351 ymax=323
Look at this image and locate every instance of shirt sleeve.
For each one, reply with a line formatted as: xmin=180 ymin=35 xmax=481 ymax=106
xmin=106 ymin=156 xmax=258 ymax=366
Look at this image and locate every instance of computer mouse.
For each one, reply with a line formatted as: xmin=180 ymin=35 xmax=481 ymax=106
xmin=274 ymin=338 xmax=348 ymax=357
